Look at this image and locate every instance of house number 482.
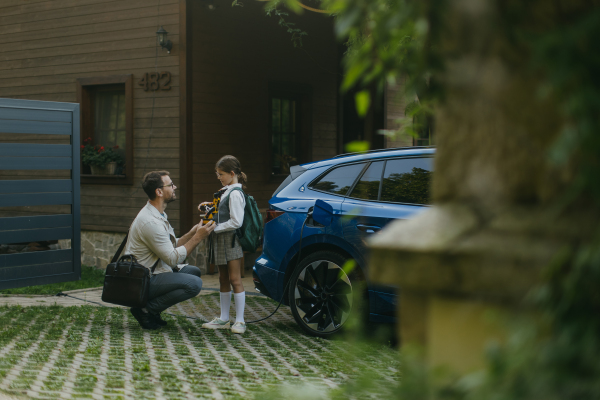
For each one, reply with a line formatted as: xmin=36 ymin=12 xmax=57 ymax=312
xmin=138 ymin=72 xmax=171 ymax=91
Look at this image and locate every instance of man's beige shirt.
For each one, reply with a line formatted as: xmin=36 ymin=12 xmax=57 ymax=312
xmin=123 ymin=202 xmax=187 ymax=274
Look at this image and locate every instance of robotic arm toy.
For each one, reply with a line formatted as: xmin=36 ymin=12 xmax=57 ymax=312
xmin=199 ymin=187 xmax=227 ymax=221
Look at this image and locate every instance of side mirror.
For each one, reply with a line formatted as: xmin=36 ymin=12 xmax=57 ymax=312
xmin=312 ymin=199 xmax=333 ymax=227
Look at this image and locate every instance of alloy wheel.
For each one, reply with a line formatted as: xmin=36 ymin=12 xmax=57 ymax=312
xmin=293 ymin=259 xmax=353 ymax=333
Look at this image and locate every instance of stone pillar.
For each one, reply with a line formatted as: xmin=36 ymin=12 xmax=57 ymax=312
xmin=368 ymin=0 xmax=597 ymax=372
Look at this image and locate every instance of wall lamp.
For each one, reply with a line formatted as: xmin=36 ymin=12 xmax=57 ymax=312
xmin=156 ymin=26 xmax=173 ymax=53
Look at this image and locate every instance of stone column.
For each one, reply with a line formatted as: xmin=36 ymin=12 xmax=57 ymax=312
xmin=369 ymin=0 xmax=598 ymax=372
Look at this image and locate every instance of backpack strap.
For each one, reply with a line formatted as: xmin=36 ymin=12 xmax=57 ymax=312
xmin=228 ymin=187 xmax=247 ymax=248
xmin=225 ymin=187 xmax=246 ymax=202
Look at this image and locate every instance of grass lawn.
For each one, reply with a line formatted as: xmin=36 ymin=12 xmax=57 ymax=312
xmin=0 ymin=294 xmax=400 ymax=399
xmin=0 ymin=266 xmax=105 ymax=296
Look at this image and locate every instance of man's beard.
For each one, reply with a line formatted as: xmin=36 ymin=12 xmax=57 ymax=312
xmin=165 ymin=193 xmax=177 ymax=204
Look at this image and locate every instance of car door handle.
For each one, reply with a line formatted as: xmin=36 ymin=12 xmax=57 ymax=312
xmin=356 ymin=224 xmax=382 ymax=233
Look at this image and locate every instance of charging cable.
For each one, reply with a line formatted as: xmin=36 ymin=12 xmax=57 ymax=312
xmin=245 ymin=207 xmax=312 ymax=324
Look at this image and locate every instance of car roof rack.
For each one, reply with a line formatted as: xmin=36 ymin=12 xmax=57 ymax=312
xmin=332 ymin=146 xmax=435 ymax=159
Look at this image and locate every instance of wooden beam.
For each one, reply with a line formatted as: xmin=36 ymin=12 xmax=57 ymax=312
xmin=179 ymin=0 xmax=193 ymax=236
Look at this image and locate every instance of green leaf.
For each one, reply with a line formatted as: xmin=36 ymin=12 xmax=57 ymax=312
xmin=341 ymin=259 xmax=356 ymax=276
xmin=282 ymin=0 xmax=303 ymax=14
xmin=345 ymin=141 xmax=370 ymax=153
xmin=355 ymin=90 xmax=371 ymax=117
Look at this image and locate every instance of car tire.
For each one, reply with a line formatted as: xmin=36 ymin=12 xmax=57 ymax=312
xmin=288 ymin=250 xmax=364 ymax=338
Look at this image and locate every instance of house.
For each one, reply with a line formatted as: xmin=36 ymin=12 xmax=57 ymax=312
xmin=0 ymin=0 xmax=417 ymax=270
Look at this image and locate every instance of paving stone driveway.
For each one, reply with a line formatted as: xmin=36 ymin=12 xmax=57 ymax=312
xmin=0 ymin=293 xmax=399 ymax=399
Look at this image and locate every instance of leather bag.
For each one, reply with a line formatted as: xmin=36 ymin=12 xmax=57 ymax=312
xmin=101 ymin=233 xmax=158 ymax=308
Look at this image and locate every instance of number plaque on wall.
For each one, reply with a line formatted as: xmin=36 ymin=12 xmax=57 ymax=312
xmin=138 ymin=72 xmax=171 ymax=91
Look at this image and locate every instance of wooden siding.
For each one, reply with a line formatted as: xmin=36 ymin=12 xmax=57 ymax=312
xmin=0 ymin=0 xmax=182 ymax=233
xmin=191 ymin=1 xmax=339 ymax=214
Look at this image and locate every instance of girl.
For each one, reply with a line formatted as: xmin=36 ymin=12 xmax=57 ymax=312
xmin=200 ymin=155 xmax=247 ymax=334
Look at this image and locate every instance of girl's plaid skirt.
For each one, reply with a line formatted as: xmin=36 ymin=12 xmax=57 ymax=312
xmin=207 ymin=230 xmax=243 ymax=265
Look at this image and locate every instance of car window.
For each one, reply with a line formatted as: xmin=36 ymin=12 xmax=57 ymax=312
xmin=310 ymin=163 xmax=366 ymax=196
xmin=381 ymin=158 xmax=433 ymax=204
xmin=349 ymin=161 xmax=384 ymax=201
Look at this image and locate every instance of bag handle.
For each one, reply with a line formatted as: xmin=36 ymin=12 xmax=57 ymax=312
xmin=111 ymin=232 xmax=129 ymax=263
xmin=110 ymin=228 xmax=160 ymax=274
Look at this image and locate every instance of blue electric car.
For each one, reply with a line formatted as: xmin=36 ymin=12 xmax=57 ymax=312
xmin=253 ymin=147 xmax=435 ymax=337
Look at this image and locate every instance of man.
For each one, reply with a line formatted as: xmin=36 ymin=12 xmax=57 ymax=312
xmin=125 ymin=170 xmax=216 ymax=330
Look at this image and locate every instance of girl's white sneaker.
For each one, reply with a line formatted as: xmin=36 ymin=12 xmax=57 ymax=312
xmin=231 ymin=322 xmax=246 ymax=334
xmin=202 ymin=318 xmax=230 ymax=329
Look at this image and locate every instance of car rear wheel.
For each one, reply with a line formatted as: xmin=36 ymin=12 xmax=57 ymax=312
xmin=288 ymin=250 xmax=362 ymax=338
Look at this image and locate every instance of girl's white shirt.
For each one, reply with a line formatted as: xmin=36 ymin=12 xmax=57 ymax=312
xmin=214 ymin=183 xmax=246 ymax=233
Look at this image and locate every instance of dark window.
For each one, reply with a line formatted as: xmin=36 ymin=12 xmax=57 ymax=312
xmin=349 ymin=161 xmax=384 ymax=201
xmin=381 ymin=158 xmax=433 ymax=204
xmin=95 ymin=88 xmax=127 ymax=152
xmin=269 ymin=82 xmax=312 ymax=179
xmin=405 ymin=100 xmax=434 ymax=146
xmin=311 ymin=163 xmax=365 ymax=196
xmin=270 ymin=96 xmax=300 ymax=175
xmin=77 ymin=75 xmax=133 ymax=185
xmin=341 ymin=83 xmax=385 ymax=152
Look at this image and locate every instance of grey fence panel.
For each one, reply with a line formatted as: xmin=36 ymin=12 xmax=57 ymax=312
xmin=0 ymin=180 xmax=72 ymax=194
xmin=0 ymin=249 xmax=73 ymax=269
xmin=0 ymin=227 xmax=72 ymax=244
xmin=0 ymin=262 xmax=73 ymax=282
xmin=0 ymin=215 xmax=72 ymax=231
xmin=0 ymin=156 xmax=72 ymax=170
xmin=0 ymin=119 xmax=72 ymax=135
xmin=0 ymin=98 xmax=81 ymax=291
xmin=0 ymin=108 xmax=72 ymax=123
xmin=71 ymin=103 xmax=81 ymax=279
xmin=0 ymin=192 xmax=72 ymax=207
xmin=0 ymin=144 xmax=71 ymax=157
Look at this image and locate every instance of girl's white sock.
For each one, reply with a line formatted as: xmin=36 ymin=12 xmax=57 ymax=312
xmin=219 ymin=291 xmax=231 ymax=321
xmin=234 ymin=292 xmax=246 ymax=323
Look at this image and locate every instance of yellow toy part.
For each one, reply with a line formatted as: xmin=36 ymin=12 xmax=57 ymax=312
xmin=199 ymin=187 xmax=227 ymax=221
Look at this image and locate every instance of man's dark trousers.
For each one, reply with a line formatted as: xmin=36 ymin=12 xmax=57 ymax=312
xmin=145 ymin=265 xmax=202 ymax=314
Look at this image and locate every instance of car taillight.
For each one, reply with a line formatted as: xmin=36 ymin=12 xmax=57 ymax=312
xmin=265 ymin=210 xmax=285 ymax=224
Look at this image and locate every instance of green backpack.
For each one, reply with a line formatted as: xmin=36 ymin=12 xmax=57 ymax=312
xmin=229 ymin=187 xmax=264 ymax=253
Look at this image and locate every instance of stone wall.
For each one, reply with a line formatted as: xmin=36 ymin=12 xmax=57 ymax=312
xmin=62 ymin=230 xmax=209 ymax=274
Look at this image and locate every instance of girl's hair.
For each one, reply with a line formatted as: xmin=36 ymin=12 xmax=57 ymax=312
xmin=216 ymin=155 xmax=247 ymax=189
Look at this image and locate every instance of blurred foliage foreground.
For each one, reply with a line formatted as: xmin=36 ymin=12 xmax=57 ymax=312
xmin=262 ymin=0 xmax=600 ymax=398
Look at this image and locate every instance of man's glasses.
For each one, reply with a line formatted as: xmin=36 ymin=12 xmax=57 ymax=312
xmin=159 ymin=182 xmax=176 ymax=189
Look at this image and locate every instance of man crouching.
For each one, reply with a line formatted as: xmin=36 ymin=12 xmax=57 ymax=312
xmin=124 ymin=170 xmax=216 ymax=329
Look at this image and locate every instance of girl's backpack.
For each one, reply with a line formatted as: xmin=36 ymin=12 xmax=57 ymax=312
xmin=230 ymin=187 xmax=264 ymax=252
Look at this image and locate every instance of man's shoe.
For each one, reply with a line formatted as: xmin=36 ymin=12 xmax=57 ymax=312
xmin=130 ymin=308 xmax=161 ymax=330
xmin=152 ymin=313 xmax=168 ymax=327
xmin=231 ymin=322 xmax=246 ymax=334
xmin=201 ymin=317 xmax=230 ymax=329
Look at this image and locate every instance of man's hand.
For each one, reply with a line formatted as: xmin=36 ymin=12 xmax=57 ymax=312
xmin=183 ymin=220 xmax=216 ymax=255
xmin=177 ymin=223 xmax=200 ymax=248
xmin=194 ymin=220 xmax=216 ymax=241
